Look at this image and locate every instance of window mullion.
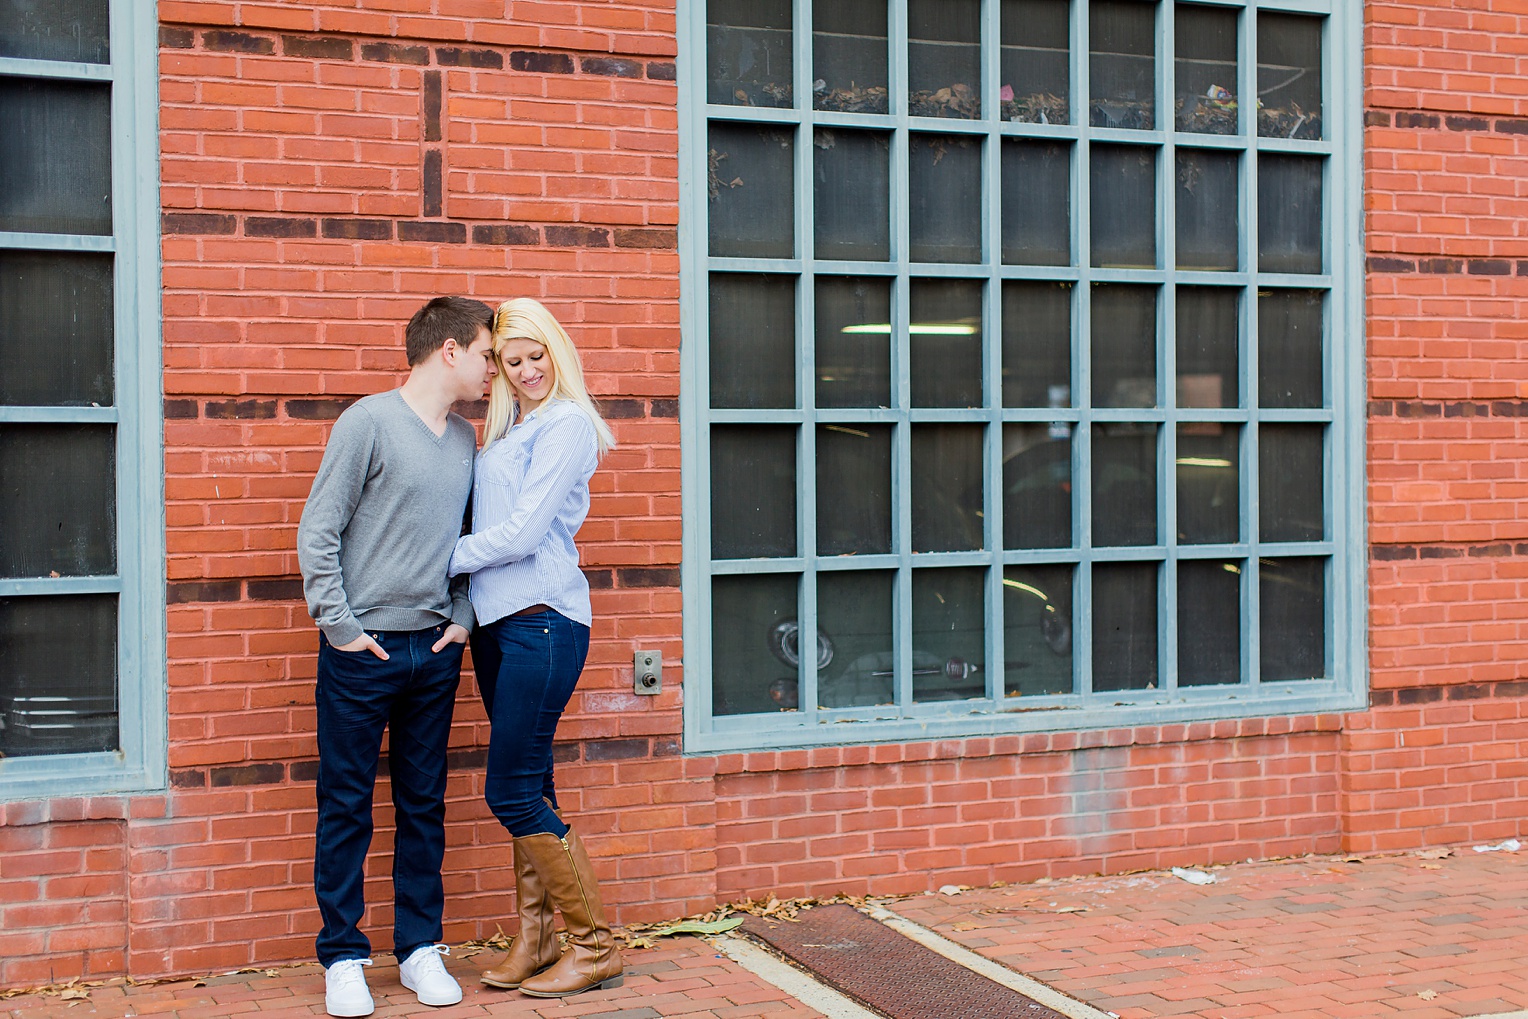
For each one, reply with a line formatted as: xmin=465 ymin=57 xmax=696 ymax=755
xmin=981 ymin=0 xmax=1004 ymax=704
xmin=1243 ymin=4 xmax=1262 ymax=690
xmin=1073 ymin=0 xmax=1095 ymax=702
xmin=795 ymin=0 xmax=820 ymax=725
xmin=1160 ymin=0 xmax=1179 ymax=696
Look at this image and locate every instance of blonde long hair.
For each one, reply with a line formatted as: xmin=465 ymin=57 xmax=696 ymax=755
xmin=481 ymin=298 xmax=615 ymax=456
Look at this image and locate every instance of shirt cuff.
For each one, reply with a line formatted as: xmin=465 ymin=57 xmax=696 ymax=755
xmin=320 ymin=618 xmax=365 ymax=647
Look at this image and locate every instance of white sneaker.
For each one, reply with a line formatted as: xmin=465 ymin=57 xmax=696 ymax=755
xmin=324 ymin=958 xmax=374 ymax=1017
xmin=400 ymin=944 xmax=463 ymax=1007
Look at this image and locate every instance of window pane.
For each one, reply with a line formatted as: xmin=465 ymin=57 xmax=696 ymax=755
xmin=1259 ymin=424 xmax=1323 ymax=542
xmin=0 ymin=78 xmax=112 ymax=235
xmin=1090 ymin=0 xmax=1156 ymax=130
xmin=1258 ymin=154 xmax=1323 ymax=274
xmin=910 ymin=134 xmax=983 ymax=263
xmin=0 ymin=424 xmax=115 ymax=577
xmin=712 ymin=574 xmax=799 ymax=715
xmin=1258 ymin=12 xmax=1322 ymax=140
xmin=1093 ymin=562 xmax=1158 ymax=691
xmin=909 ymin=0 xmax=981 ymax=119
xmin=1260 ymin=556 xmax=1325 ymax=681
xmin=707 ymin=0 xmax=792 ymax=108
xmin=815 ymin=0 xmax=888 ymax=113
xmin=818 ymin=570 xmax=894 ymax=708
xmin=1174 ymin=3 xmax=1238 ymax=135
xmin=709 ymin=123 xmax=795 ymax=258
xmin=0 ymin=594 xmax=117 ymax=757
xmin=1091 ymin=145 xmax=1156 ymax=268
xmin=1177 ymin=423 xmax=1239 ymax=544
xmin=818 ymin=424 xmax=892 ymax=556
xmin=1176 ymin=148 xmax=1238 ymax=271
xmin=1178 ymin=559 xmax=1240 ymax=686
xmin=1003 ymin=280 xmax=1071 ymax=408
xmin=1004 ymin=424 xmax=1072 ymax=549
xmin=1004 ymin=564 xmax=1074 ymax=696
xmin=912 ymin=567 xmax=986 ymax=701
xmin=911 ymin=278 xmax=983 ymax=407
xmin=1001 ymin=0 xmax=1070 ymax=124
xmin=709 ymin=274 xmax=794 ymax=410
xmin=1176 ymin=286 xmax=1237 ymax=410
xmin=1259 ymin=289 xmax=1324 ymax=408
xmin=817 ymin=276 xmax=892 ymax=408
xmin=0 ymin=250 xmax=114 ymax=407
xmin=1093 ymin=423 xmax=1157 ymax=547
xmin=1002 ymin=140 xmax=1071 ymax=266
xmin=911 ymin=424 xmax=984 ymax=553
xmin=1092 ymin=283 xmax=1156 ymax=409
xmin=0 ymin=0 xmax=109 ymax=63
xmin=711 ymin=425 xmax=797 ymax=558
xmin=815 ymin=129 xmax=890 ymax=261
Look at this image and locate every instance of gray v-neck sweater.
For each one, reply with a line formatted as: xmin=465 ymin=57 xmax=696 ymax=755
xmin=297 ymin=390 xmax=476 ymax=645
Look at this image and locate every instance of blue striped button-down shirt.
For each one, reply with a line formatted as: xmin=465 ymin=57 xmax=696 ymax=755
xmin=448 ymin=399 xmax=599 ymax=627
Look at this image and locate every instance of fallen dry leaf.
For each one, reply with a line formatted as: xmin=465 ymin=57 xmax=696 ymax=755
xmin=1418 ymin=989 xmax=1438 ymax=1001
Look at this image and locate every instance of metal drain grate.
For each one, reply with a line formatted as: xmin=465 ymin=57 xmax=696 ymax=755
xmin=740 ymin=905 xmax=1073 ymax=1019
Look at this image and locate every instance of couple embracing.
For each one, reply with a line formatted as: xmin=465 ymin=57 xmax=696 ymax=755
xmin=296 ymin=296 xmax=621 ymax=1017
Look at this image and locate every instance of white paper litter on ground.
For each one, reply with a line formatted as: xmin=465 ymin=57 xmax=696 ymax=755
xmin=1472 ymin=839 xmax=1521 ymax=853
xmin=1171 ymin=867 xmax=1217 ymax=885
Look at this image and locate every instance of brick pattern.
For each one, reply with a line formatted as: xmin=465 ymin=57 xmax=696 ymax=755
xmin=1357 ymin=2 xmax=1528 ymax=853
xmin=3 ymin=935 xmax=826 ymax=1019
xmin=0 ymin=0 xmax=688 ymax=990
xmin=714 ymin=725 xmax=1345 ymax=902
xmin=11 ymin=0 xmax=1528 ymax=993
xmin=895 ymin=850 xmax=1528 ymax=1019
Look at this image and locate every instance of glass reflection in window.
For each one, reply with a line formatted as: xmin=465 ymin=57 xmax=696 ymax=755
xmin=1004 ymin=564 xmax=1074 ymax=696
xmin=909 ymin=0 xmax=981 ymax=119
xmin=1090 ymin=0 xmax=1156 ymax=130
xmin=707 ymin=0 xmax=793 ymax=108
xmin=709 ymin=274 xmax=795 ymax=410
xmin=912 ymin=568 xmax=986 ymax=701
xmin=1174 ymin=4 xmax=1238 ymax=135
xmin=814 ymin=0 xmax=889 ymax=113
xmin=1258 ymin=12 xmax=1322 ymax=140
xmin=1001 ymin=0 xmax=1070 ymax=124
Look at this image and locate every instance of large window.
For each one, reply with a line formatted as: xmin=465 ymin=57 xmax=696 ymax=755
xmin=0 ymin=1 xmax=163 ymax=795
xmin=681 ymin=0 xmax=1362 ymax=751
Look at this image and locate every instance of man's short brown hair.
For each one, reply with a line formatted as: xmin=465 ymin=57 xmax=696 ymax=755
xmin=404 ymin=296 xmax=495 ymax=366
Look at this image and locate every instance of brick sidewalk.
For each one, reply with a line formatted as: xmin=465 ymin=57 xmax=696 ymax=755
xmin=1 ymin=938 xmax=823 ymax=1019
xmin=5 ymin=848 xmax=1526 ymax=1019
xmin=896 ymin=847 xmax=1528 ymax=1019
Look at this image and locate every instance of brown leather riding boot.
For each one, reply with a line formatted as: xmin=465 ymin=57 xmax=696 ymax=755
xmin=480 ymin=839 xmax=561 ymax=988
xmin=515 ymin=829 xmax=623 ymax=997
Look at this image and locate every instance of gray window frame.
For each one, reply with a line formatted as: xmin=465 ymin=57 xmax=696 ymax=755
xmin=0 ymin=2 xmax=165 ymax=797
xmin=679 ymin=0 xmax=1364 ymax=754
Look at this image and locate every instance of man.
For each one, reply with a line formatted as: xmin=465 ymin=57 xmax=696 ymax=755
xmin=297 ymin=296 xmax=497 ymax=1017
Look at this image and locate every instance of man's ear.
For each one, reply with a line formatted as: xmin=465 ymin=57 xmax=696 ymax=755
xmin=440 ymin=337 xmax=459 ymax=363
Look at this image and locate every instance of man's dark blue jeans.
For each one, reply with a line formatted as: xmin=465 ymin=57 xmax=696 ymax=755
xmin=313 ymin=624 xmax=462 ymax=967
xmin=469 ymin=609 xmax=590 ymax=838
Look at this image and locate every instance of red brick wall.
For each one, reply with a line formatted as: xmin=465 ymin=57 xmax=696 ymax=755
xmin=8 ymin=0 xmax=1528 ymax=992
xmin=714 ymin=723 xmax=1345 ymax=903
xmin=1348 ymin=1 xmax=1528 ymax=849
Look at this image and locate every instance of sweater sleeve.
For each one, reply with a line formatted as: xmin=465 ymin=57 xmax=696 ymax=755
xmin=449 ymin=412 xmax=595 ymax=576
xmin=296 ymin=407 xmax=375 ymax=646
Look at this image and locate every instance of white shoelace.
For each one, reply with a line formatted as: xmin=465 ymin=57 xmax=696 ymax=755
xmin=329 ymin=957 xmax=372 ymax=989
xmin=411 ymin=944 xmax=451 ymax=975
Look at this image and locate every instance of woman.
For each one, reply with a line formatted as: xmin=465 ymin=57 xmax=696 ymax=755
xmin=448 ymin=298 xmax=620 ymax=998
